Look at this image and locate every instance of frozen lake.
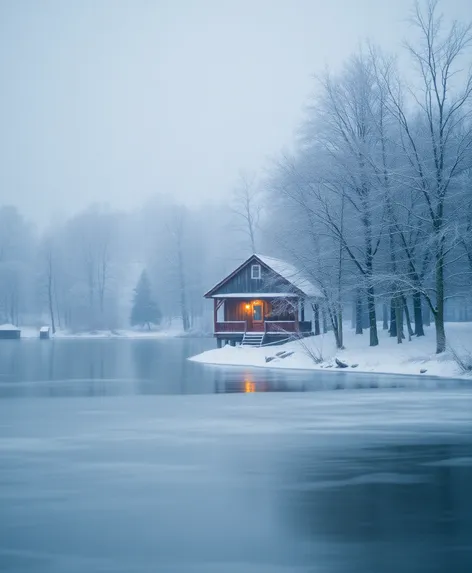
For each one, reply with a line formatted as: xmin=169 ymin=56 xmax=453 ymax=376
xmin=1 ymin=338 xmax=472 ymax=572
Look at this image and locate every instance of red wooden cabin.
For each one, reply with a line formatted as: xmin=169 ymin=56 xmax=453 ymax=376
xmin=204 ymin=254 xmax=323 ymax=347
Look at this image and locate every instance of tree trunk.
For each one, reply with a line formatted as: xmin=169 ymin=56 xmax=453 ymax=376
xmin=423 ymin=301 xmax=431 ymax=327
xmin=337 ymin=308 xmax=343 ymax=349
xmin=327 ymin=305 xmax=343 ymax=349
xmin=434 ymin=247 xmax=446 ymax=353
xmin=395 ymin=297 xmax=403 ymax=344
xmin=177 ymin=247 xmax=190 ymax=331
xmin=54 ymin=292 xmax=61 ymax=330
xmin=367 ymin=286 xmax=378 ymax=346
xmin=382 ymin=302 xmax=389 ymax=330
xmin=402 ymin=296 xmax=413 ymax=340
xmin=389 ymin=298 xmax=397 ymax=338
xmin=47 ymin=272 xmax=56 ymax=334
xmin=413 ymin=291 xmax=424 ymax=336
xmin=355 ymin=294 xmax=363 ymax=334
xmin=312 ymin=303 xmax=320 ymax=336
xmin=322 ymin=307 xmax=328 ymax=334
xmin=249 ymin=223 xmax=256 ymax=254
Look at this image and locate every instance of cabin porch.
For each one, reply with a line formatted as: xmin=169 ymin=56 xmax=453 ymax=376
xmin=212 ymin=296 xmax=312 ymax=346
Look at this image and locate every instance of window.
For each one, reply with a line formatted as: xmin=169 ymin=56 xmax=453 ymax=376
xmin=251 ymin=264 xmax=261 ymax=279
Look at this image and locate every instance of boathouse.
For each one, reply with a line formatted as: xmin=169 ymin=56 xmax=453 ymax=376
xmin=204 ymin=254 xmax=323 ymax=347
xmin=0 ymin=323 xmax=21 ymax=340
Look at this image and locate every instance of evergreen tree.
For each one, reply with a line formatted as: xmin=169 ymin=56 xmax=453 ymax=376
xmin=130 ymin=270 xmax=161 ymax=329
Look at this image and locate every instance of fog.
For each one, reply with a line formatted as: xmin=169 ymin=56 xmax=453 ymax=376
xmin=0 ymin=0 xmax=471 ymax=349
xmin=2 ymin=6 xmax=472 ymax=571
xmin=4 ymin=0 xmax=467 ymax=221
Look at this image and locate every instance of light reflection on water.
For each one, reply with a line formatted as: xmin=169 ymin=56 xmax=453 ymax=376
xmin=0 ymin=338 xmax=472 ymax=572
xmin=0 ymin=337 xmax=466 ymax=398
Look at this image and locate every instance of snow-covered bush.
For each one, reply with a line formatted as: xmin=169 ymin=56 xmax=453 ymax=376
xmin=449 ymin=346 xmax=472 ymax=374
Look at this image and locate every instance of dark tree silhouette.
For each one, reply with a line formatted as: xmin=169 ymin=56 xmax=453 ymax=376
xmin=130 ymin=270 xmax=161 ymax=329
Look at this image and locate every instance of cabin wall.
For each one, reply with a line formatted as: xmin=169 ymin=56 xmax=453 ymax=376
xmin=224 ymin=299 xmax=273 ymax=321
xmin=225 ymin=300 xmax=245 ymax=321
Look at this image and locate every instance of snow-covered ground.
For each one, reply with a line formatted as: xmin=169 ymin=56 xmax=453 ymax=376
xmin=0 ymin=323 xmax=19 ymax=330
xmin=190 ymin=322 xmax=472 ymax=380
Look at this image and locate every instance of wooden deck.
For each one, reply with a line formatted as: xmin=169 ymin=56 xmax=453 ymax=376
xmin=214 ymin=320 xmax=312 ymax=335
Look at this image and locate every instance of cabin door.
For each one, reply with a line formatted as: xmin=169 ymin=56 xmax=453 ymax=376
xmin=251 ymin=302 xmax=264 ymax=332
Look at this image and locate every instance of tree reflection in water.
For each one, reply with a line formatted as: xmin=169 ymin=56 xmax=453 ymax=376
xmin=281 ymin=440 xmax=472 ymax=573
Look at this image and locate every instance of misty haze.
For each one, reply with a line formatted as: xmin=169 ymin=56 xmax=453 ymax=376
xmin=1 ymin=1 xmax=472 ymax=572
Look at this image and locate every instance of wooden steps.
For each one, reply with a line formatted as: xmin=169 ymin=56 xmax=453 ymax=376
xmin=241 ymin=332 xmax=265 ymax=347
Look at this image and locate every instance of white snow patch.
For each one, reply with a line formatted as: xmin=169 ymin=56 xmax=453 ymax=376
xmin=10 ymin=327 xmax=187 ymax=339
xmin=0 ymin=323 xmax=20 ymax=331
xmin=190 ymin=322 xmax=472 ymax=381
xmin=55 ymin=327 xmax=186 ymax=339
xmin=209 ymin=293 xmax=299 ymax=298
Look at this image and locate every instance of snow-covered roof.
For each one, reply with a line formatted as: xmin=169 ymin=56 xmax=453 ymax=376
xmin=0 ymin=323 xmax=20 ymax=331
xmin=40 ymin=326 xmax=50 ymax=333
xmin=210 ymin=293 xmax=299 ymax=298
xmin=255 ymin=254 xmax=323 ymax=298
xmin=204 ymin=254 xmax=324 ymax=298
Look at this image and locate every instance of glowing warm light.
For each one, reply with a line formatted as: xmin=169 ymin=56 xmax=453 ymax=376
xmin=244 ymin=380 xmax=256 ymax=393
xmin=245 ymin=304 xmax=251 ymax=310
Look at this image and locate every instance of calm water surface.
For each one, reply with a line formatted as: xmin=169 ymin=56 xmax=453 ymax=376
xmin=1 ymin=337 xmax=472 ymax=572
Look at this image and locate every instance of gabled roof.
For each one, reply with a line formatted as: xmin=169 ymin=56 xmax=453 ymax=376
xmin=204 ymin=254 xmax=323 ymax=298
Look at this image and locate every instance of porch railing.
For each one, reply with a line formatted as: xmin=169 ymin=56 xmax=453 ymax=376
xmin=215 ymin=321 xmax=247 ymax=333
xmin=264 ymin=320 xmax=312 ymax=333
xmin=214 ymin=320 xmax=312 ymax=335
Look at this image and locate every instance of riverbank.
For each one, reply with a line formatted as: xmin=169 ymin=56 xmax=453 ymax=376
xmin=12 ymin=327 xmax=190 ymax=339
xmin=190 ymin=322 xmax=472 ymax=380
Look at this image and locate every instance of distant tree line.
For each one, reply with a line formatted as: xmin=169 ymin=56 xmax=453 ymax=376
xmin=0 ymin=198 xmax=249 ymax=333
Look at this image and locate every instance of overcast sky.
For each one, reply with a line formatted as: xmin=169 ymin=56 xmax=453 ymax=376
xmin=0 ymin=0 xmax=470 ymax=224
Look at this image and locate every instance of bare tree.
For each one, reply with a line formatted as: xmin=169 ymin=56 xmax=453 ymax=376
xmin=379 ymin=0 xmax=472 ymax=352
xmin=230 ymin=172 xmax=262 ymax=254
xmin=266 ymin=155 xmax=346 ymax=349
xmin=310 ymin=55 xmax=385 ymax=346
xmin=42 ymin=237 xmax=57 ymax=334
xmin=167 ymin=206 xmax=190 ymax=331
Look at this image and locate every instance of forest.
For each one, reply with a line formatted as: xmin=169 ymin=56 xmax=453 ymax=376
xmin=1 ymin=0 xmax=471 ymax=355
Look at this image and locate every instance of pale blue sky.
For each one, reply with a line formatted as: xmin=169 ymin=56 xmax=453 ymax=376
xmin=0 ymin=0 xmax=470 ymax=223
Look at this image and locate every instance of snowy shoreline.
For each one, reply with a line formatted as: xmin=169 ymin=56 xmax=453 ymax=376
xmin=6 ymin=327 xmax=197 ymax=340
xmin=189 ymin=323 xmax=472 ymax=381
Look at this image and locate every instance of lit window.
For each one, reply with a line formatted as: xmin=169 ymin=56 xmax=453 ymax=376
xmin=251 ymin=264 xmax=261 ymax=279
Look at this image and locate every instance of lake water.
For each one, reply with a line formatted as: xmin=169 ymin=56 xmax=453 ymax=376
xmin=1 ymin=337 xmax=472 ymax=573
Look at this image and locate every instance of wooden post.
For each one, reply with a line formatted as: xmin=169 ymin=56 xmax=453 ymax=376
xmin=300 ymin=299 xmax=305 ymax=322
xmin=213 ymin=298 xmax=217 ymax=334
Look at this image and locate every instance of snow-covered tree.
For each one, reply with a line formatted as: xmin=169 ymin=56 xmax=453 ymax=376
xmin=379 ymin=0 xmax=472 ymax=352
